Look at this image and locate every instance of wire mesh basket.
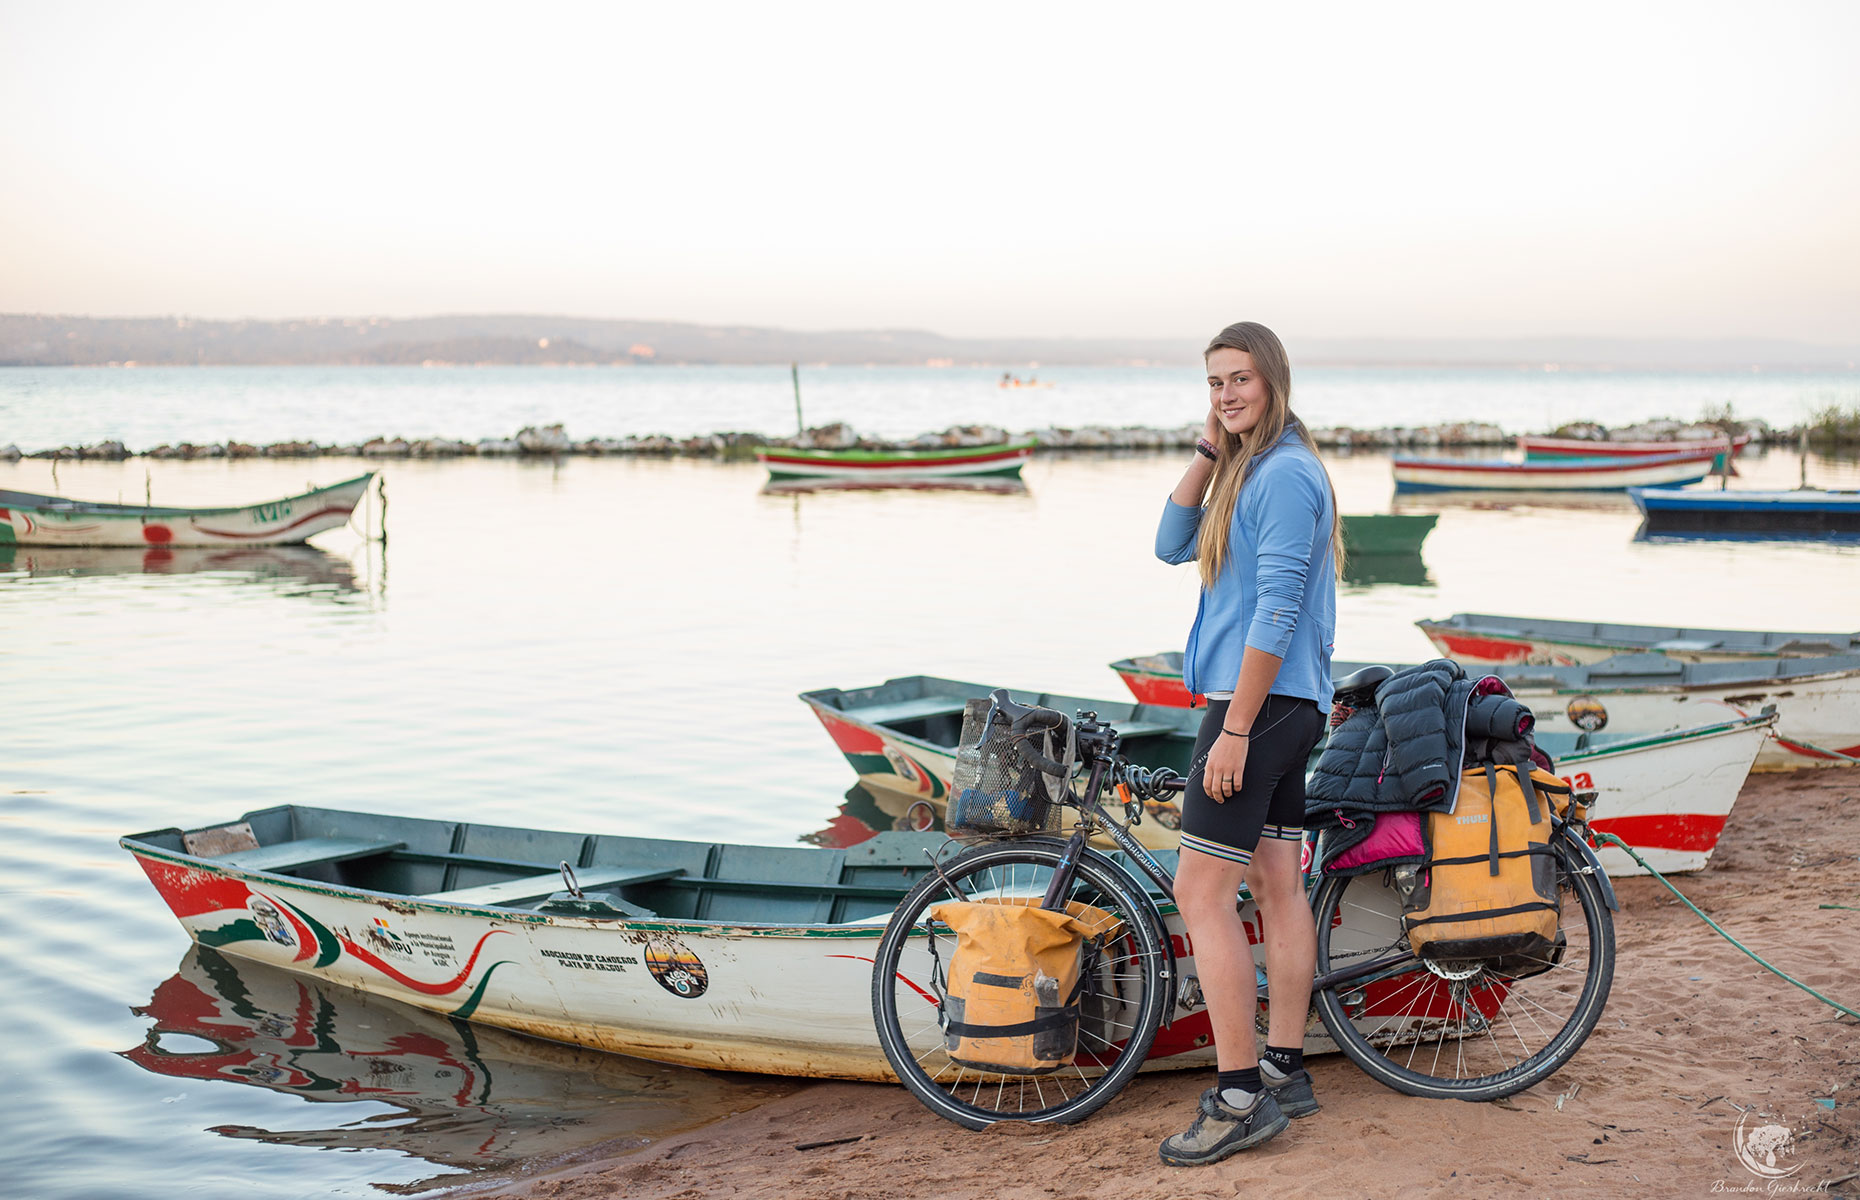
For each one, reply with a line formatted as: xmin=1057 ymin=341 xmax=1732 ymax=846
xmin=946 ymin=698 xmax=1075 ymax=835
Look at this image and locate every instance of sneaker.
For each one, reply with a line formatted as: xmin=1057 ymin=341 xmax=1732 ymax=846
xmin=1260 ymin=1064 xmax=1320 ymax=1118
xmin=1158 ymin=1088 xmax=1289 ymax=1167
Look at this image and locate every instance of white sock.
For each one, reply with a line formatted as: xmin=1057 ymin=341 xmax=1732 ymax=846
xmin=1219 ymin=1086 xmax=1259 ymax=1111
xmin=1259 ymin=1059 xmax=1289 ymax=1082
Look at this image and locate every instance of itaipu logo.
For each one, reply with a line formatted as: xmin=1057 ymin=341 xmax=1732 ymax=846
xmin=1731 ymin=1111 xmax=1802 ymax=1180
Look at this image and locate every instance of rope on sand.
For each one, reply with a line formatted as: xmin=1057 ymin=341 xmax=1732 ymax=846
xmin=1591 ymin=831 xmax=1860 ymax=1021
xmin=1775 ymin=734 xmax=1860 ymax=765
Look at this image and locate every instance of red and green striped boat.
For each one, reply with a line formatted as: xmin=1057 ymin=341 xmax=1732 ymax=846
xmin=756 ymin=441 xmax=1034 ymax=480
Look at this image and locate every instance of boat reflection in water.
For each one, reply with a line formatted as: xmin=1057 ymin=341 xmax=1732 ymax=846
xmin=1391 ymin=490 xmax=1638 ymax=513
xmin=804 ymin=783 xmax=940 ymax=849
xmin=0 ymin=544 xmax=364 ymax=596
xmin=1341 ymin=551 xmax=1431 ymax=588
xmin=759 ymin=476 xmax=1028 ymax=497
xmin=122 ymin=947 xmax=798 ymax=1184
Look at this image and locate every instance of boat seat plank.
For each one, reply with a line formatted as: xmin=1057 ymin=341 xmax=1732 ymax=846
xmin=426 ymin=866 xmax=685 ymax=907
xmin=843 ymin=697 xmax=971 ymax=725
xmin=214 ymin=837 xmax=408 ymax=873
xmin=660 ymin=877 xmax=913 ymax=901
xmin=1111 ymin=720 xmax=1182 ymax=739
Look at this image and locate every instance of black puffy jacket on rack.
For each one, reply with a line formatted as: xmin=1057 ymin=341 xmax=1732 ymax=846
xmin=1305 ymin=659 xmax=1537 ymax=871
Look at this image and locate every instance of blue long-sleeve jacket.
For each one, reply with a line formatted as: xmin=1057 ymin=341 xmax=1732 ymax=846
xmin=1155 ymin=434 xmax=1337 ymax=706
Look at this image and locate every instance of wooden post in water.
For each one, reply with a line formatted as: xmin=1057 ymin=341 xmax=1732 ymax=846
xmin=1800 ymin=424 xmax=1809 ymax=490
xmin=792 ymin=362 xmax=804 ymax=438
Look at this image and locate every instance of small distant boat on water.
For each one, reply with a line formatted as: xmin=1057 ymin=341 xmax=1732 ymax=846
xmin=1392 ymin=448 xmax=1720 ymax=492
xmin=1630 ymin=486 xmax=1860 ymax=535
xmin=1522 ymin=434 xmax=1747 ymax=462
xmin=0 ymin=473 xmax=375 ymax=547
xmin=759 ymin=470 xmax=1029 ymax=496
xmin=1111 ymin=650 xmax=1860 ymax=771
xmin=1342 ymin=512 xmax=1437 ymax=555
xmin=756 ymin=442 xmax=1035 ymax=480
xmin=757 ymin=362 xmax=1033 ymax=480
xmin=1417 ymin=612 xmax=1860 ymax=665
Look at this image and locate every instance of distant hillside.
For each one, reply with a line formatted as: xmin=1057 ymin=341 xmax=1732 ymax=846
xmin=1 ymin=314 xmax=1854 ymax=369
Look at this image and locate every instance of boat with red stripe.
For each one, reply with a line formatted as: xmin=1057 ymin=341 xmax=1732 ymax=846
xmin=0 ymin=473 xmax=375 ymax=547
xmin=756 ymin=441 xmax=1034 ymax=479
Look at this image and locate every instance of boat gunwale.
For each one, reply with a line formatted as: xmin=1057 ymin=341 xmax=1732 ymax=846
xmin=119 ymin=832 xmax=933 ymax=939
xmin=1544 ymin=710 xmax=1777 ymax=763
xmin=1417 ymin=614 xmax=1860 ymax=655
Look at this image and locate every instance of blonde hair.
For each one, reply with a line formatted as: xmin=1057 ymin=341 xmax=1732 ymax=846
xmin=1196 ymin=321 xmax=1346 ymax=589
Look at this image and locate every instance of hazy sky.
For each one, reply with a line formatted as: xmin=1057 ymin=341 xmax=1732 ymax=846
xmin=3 ymin=1 xmax=1857 ymax=341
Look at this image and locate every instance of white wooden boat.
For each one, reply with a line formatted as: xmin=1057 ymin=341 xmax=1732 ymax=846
xmin=799 ymin=676 xmax=1201 ymax=850
xmin=806 ymin=675 xmax=1771 ymax=873
xmin=1392 ymin=449 xmax=1718 ymax=492
xmin=1521 ymin=433 xmax=1747 ymax=461
xmin=1530 ymin=711 xmax=1776 ymax=875
xmin=1115 ymin=650 xmax=1860 ymax=770
xmin=126 ymin=806 xmax=1431 ymax=1078
xmin=1417 ymin=612 xmax=1860 ymax=665
xmin=1467 ymin=654 xmax=1860 ymax=771
xmin=0 ymin=473 xmax=374 ymax=547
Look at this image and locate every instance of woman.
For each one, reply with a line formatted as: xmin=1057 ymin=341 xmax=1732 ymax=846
xmin=1152 ymin=321 xmax=1342 ymax=1167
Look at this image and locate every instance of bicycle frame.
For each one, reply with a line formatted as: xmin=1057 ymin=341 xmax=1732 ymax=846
xmin=1037 ymin=718 xmax=1429 ymax=1001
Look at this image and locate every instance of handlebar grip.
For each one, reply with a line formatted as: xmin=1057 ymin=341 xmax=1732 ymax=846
xmin=1014 ymin=740 xmax=1071 ymax=777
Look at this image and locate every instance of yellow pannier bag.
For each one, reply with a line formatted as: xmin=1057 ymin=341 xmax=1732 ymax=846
xmin=1403 ymin=764 xmax=1574 ymax=973
xmin=928 ymin=899 xmax=1119 ymax=1075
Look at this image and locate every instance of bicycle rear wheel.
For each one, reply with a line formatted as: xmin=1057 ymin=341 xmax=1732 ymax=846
xmin=870 ymin=839 xmax=1169 ymax=1129
xmin=1311 ymin=835 xmax=1615 ymax=1101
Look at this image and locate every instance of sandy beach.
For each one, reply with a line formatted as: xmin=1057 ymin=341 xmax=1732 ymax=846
xmin=444 ymin=770 xmax=1859 ymax=1200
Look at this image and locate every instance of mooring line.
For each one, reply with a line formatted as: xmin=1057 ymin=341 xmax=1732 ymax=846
xmin=1592 ymin=831 xmax=1860 ymax=1021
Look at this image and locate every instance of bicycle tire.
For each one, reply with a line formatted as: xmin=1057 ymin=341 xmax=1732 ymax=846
xmin=870 ymin=838 xmax=1170 ymax=1129
xmin=1311 ymin=834 xmax=1615 ymax=1101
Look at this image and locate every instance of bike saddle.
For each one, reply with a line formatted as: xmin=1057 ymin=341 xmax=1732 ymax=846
xmin=1331 ymin=664 xmax=1393 ymax=707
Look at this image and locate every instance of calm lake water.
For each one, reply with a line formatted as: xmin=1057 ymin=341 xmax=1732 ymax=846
xmin=3 ymin=363 xmax=1858 ymax=450
xmin=4 ymin=370 xmax=1859 ymax=1197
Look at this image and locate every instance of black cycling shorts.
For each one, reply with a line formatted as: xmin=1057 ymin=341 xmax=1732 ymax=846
xmin=1178 ymin=694 xmax=1325 ymax=865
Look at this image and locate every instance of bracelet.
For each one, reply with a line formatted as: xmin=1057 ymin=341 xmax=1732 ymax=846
xmin=1194 ymin=438 xmax=1218 ymax=461
xmin=1220 ymin=728 xmax=1250 ymax=739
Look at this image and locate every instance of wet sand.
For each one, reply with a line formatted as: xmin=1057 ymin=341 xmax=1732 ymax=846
xmin=447 ymin=771 xmax=1860 ymax=1199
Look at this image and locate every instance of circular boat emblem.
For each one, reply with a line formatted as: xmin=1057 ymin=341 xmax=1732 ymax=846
xmin=248 ymin=897 xmax=295 ymax=947
xmin=882 ymin=746 xmax=928 ymax=792
xmin=645 ymin=936 xmax=710 ymax=999
xmin=1566 ymin=696 xmax=1608 ymax=732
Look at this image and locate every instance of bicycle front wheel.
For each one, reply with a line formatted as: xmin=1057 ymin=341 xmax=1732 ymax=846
xmin=870 ymin=839 xmax=1170 ymax=1129
xmin=1311 ymin=836 xmax=1615 ymax=1101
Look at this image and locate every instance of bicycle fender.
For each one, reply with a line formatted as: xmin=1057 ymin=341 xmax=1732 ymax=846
xmin=1565 ymin=835 xmax=1619 ymax=911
